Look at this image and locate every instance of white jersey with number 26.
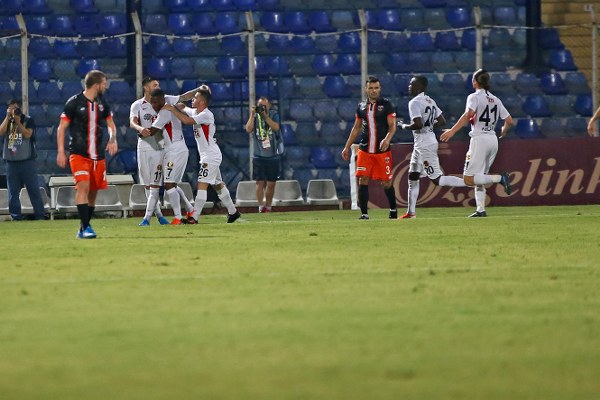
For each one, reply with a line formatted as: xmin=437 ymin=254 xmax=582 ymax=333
xmin=466 ymin=88 xmax=510 ymax=137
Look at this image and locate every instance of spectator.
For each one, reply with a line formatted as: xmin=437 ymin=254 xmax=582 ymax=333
xmin=0 ymin=99 xmax=46 ymax=221
xmin=245 ymin=96 xmax=282 ymax=213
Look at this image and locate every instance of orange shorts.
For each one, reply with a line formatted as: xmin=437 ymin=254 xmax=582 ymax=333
xmin=356 ymin=149 xmax=393 ymax=181
xmin=69 ymin=154 xmax=108 ymax=191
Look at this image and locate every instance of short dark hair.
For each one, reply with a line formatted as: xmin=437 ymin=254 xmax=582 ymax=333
xmin=84 ymin=70 xmax=106 ymax=89
xmin=7 ymin=99 xmax=20 ymax=106
xmin=473 ymin=69 xmax=491 ymax=90
xmin=198 ymin=88 xmax=211 ymax=104
xmin=366 ymin=76 xmax=380 ymax=85
xmin=414 ymin=75 xmax=428 ymax=90
xmin=142 ymin=76 xmax=156 ymax=87
xmin=150 ymin=88 xmax=165 ymax=98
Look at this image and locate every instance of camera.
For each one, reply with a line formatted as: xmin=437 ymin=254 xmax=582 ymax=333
xmin=13 ymin=107 xmax=22 ymax=117
xmin=255 ymin=105 xmax=266 ymax=114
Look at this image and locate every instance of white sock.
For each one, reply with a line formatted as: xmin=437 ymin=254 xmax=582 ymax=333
xmin=439 ymin=175 xmax=467 ymax=187
xmin=407 ymin=179 xmax=419 ymax=214
xmin=144 ymin=187 xmax=161 ymax=220
xmin=177 ymin=186 xmax=194 ymax=213
xmin=475 ymin=185 xmax=486 ymax=212
xmin=166 ymin=187 xmax=182 ymax=219
xmin=473 ymin=174 xmax=500 ymax=185
xmin=193 ymin=189 xmax=207 ymax=219
xmin=217 ymin=186 xmax=237 ymax=215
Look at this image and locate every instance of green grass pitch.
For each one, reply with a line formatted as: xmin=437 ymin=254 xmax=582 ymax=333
xmin=1 ymin=206 xmax=599 ymax=400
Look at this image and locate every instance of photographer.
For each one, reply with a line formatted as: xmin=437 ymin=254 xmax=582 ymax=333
xmin=244 ymin=96 xmax=282 ymax=213
xmin=0 ymin=99 xmax=46 ymax=220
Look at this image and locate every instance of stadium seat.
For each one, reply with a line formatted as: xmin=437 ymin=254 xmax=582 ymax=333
xmin=306 ymin=179 xmax=339 ymax=206
xmin=145 ymin=58 xmax=169 ymax=79
xmin=289 ymin=36 xmax=315 ymax=53
xmin=490 ymin=72 xmax=513 ymax=95
xmin=312 ymin=54 xmax=337 ymax=75
xmin=234 ymin=180 xmax=259 ymax=207
xmin=27 ymin=38 xmax=52 ymax=59
xmin=338 ymin=32 xmax=361 ymax=52
xmin=523 ymin=95 xmax=552 ymax=117
xmin=355 ymin=9 xmax=380 ymax=29
xmin=100 ymin=14 xmax=126 ymax=36
xmin=221 ymin=36 xmax=245 ymax=54
xmin=494 ymin=6 xmax=517 ymax=25
xmin=378 ymin=9 xmax=402 ymax=31
xmin=29 ymin=59 xmax=53 ymax=81
xmin=335 ymin=54 xmax=360 ymax=75
xmin=308 ymin=11 xmax=335 ymax=32
xmin=143 ymin=14 xmax=169 ymax=34
xmin=310 ymin=147 xmax=337 ymax=169
xmin=368 ymin=31 xmax=386 ymax=52
xmin=314 ymin=35 xmax=337 ymax=53
xmin=211 ymin=0 xmax=236 ymax=11
xmin=420 ymin=0 xmax=447 ymax=6
xmin=386 ymin=32 xmax=409 ymax=51
xmin=48 ymin=14 xmax=74 ymax=36
xmin=191 ymin=13 xmax=217 ymax=34
xmin=146 ymin=36 xmax=172 ymax=57
xmin=565 ymin=117 xmax=588 ymax=136
xmin=409 ymin=32 xmax=435 ymax=51
xmin=215 ymin=12 xmax=239 ymax=34
xmin=323 ymin=75 xmax=350 ymax=98
xmin=272 ymin=180 xmax=304 ymax=206
xmin=165 ymin=0 xmax=189 ymax=11
xmin=295 ymin=76 xmax=323 ymax=98
xmin=46 ymin=103 xmax=66 ymax=123
xmin=312 ymin=100 xmax=339 ymax=122
xmin=77 ymin=58 xmax=100 ymax=77
xmin=288 ymin=101 xmax=313 ymax=121
xmin=460 ymin=28 xmax=477 ymax=50
xmin=26 ymin=0 xmax=51 ymax=13
xmin=5 ymin=60 xmax=21 ymax=80
xmin=408 ymin=52 xmax=433 ymax=72
xmin=233 ymin=0 xmax=255 ymax=11
xmin=284 ymin=11 xmax=310 ymax=34
xmin=539 ymin=28 xmax=563 ymax=49
xmin=540 ymin=118 xmax=565 ymax=138
xmin=172 ymin=38 xmax=196 ymax=55
xmin=331 ymin=10 xmax=356 ymax=30
xmin=441 ymin=73 xmax=466 ymax=93
xmin=540 ymin=73 xmax=568 ymax=95
xmin=385 ymin=53 xmax=411 ymax=74
xmin=488 ymin=28 xmax=512 ymax=49
xmin=69 ymin=0 xmax=97 ymax=13
xmin=337 ymin=99 xmax=357 ymax=122
xmin=76 ymin=40 xmax=100 ymax=57
xmin=99 ymin=37 xmax=126 ymax=57
xmin=260 ymin=11 xmax=286 ymax=32
xmin=546 ymin=95 xmax=573 ymax=117
xmin=424 ymin=7 xmax=450 ymax=29
xmin=447 ymin=6 xmax=471 ymax=28
xmin=169 ymin=13 xmax=194 ymax=35
xmin=564 ymin=72 xmax=591 ymax=95
xmin=515 ymin=73 xmax=541 ymax=95
xmin=435 ymin=31 xmax=461 ymax=51
xmin=26 ymin=15 xmax=50 ymax=35
xmin=74 ymin=15 xmax=100 ymax=36
xmin=515 ymin=119 xmax=543 ymax=139
xmin=280 ymin=124 xmax=299 ymax=145
xmin=431 ymin=52 xmax=455 ymax=73
xmin=401 ymin=8 xmax=425 ymax=31
xmin=107 ymin=81 xmax=133 ymax=102
xmin=574 ymin=94 xmax=593 ymax=116
xmin=217 ymin=56 xmax=245 ymax=78
xmin=37 ymin=81 xmax=60 ymax=103
xmin=267 ymin=34 xmax=290 ymax=53
xmin=53 ymin=40 xmax=78 ymax=58
xmin=549 ymin=49 xmax=577 ymax=71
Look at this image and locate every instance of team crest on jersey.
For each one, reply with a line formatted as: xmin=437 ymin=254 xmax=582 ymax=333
xmin=143 ymin=113 xmax=153 ymax=121
xmin=156 ymin=165 xmax=162 ymax=171
xmin=167 ymin=161 xmax=174 ymax=168
xmin=201 ymin=163 xmax=208 ymax=168
xmin=378 ymin=105 xmax=384 ymax=112
xmin=424 ymin=161 xmax=430 ymax=167
xmin=98 ymin=104 xmax=104 ymax=112
xmin=385 ymin=157 xmax=390 ymax=163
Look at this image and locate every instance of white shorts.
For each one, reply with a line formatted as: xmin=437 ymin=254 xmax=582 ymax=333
xmin=463 ymin=134 xmax=498 ymax=177
xmin=197 ymin=160 xmax=224 ymax=185
xmin=163 ymin=146 xmax=189 ymax=183
xmin=137 ymin=149 xmax=164 ymax=186
xmin=409 ymin=142 xmax=443 ymax=180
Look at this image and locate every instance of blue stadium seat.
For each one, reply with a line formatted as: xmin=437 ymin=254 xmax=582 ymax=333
xmin=169 ymin=13 xmax=194 ymax=35
xmin=0 ymin=82 xmax=14 ymax=99
xmin=221 ymin=36 xmax=245 ymax=54
xmin=100 ymin=14 xmax=126 ymax=36
xmin=69 ymin=0 xmax=97 ymax=13
xmin=441 ymin=73 xmax=465 ymax=93
xmin=565 ymin=117 xmax=587 ymax=136
xmin=1 ymin=0 xmax=23 ymax=15
xmin=289 ymin=36 xmax=315 ymax=53
xmin=310 ymin=147 xmax=338 ymax=169
xmin=49 ymin=15 xmax=75 ymax=36
xmin=515 ymin=119 xmax=543 ymax=139
xmin=233 ymin=0 xmax=255 ymax=11
xmin=488 ymin=28 xmax=512 ymax=49
xmin=461 ymin=28 xmax=476 ymax=50
xmin=256 ymin=0 xmax=279 ymax=10
xmin=211 ymin=0 xmax=236 ymax=11
xmin=319 ymin=123 xmax=346 ymax=146
xmin=308 ymin=10 xmax=335 ymax=32
xmin=313 ymin=100 xmax=339 ymax=121
xmin=281 ymin=123 xmax=299 ymax=145
xmin=546 ymin=95 xmax=574 ymax=117
xmin=435 ymin=31 xmax=461 ymax=50
xmin=378 ymin=9 xmax=402 ymax=31
xmin=540 ymin=118 xmax=564 ymax=138
xmin=191 ymin=13 xmax=216 ymax=34
xmin=288 ymin=100 xmax=313 ymax=121
xmin=501 ymin=94 xmax=525 ymax=117
xmin=267 ymin=34 xmax=289 ymax=53
xmin=296 ymin=76 xmax=323 ymax=98
xmin=323 ymin=76 xmax=350 ymax=98
xmin=215 ymin=12 xmax=239 ymax=34
xmin=420 ymin=0 xmax=447 ymax=6
xmin=368 ymin=31 xmax=386 ymax=52
xmin=46 ymin=103 xmax=67 ymax=122
xmin=354 ymin=9 xmax=380 ymax=29
xmin=408 ymin=52 xmax=432 ymax=72
xmin=99 ymin=37 xmax=126 ymax=57
xmin=29 ymin=104 xmax=49 ymax=126
xmin=338 ymin=32 xmax=361 ymax=52
xmin=336 ymin=99 xmax=357 ymax=122
xmin=312 ymin=54 xmax=337 ymax=75
xmin=540 ymin=72 xmax=568 ymax=95
xmin=145 ymin=58 xmax=169 ymax=79
xmin=564 ymin=72 xmax=590 ymax=95
xmin=345 ymin=74 xmax=363 ymax=96
xmin=29 ymin=59 xmax=53 ymax=81
xmin=209 ymin=82 xmax=233 ymax=101
xmin=37 ymin=81 xmax=60 ymax=103
xmin=539 ymin=28 xmax=563 ymax=49
xmin=5 ymin=60 xmax=21 ymax=80
xmin=574 ymin=94 xmax=593 ymax=116
xmin=52 ymin=60 xmax=78 ymax=80
xmin=74 ymin=15 xmax=100 ymax=36
xmin=107 ymin=81 xmax=133 ymax=102
xmin=386 ymin=32 xmax=409 ymax=51
xmin=549 ymin=49 xmax=577 ymax=71
xmin=29 ymin=37 xmax=54 ymax=58
xmin=146 ymin=36 xmax=172 ymax=57
xmin=284 ymin=11 xmax=310 ymax=34
xmin=523 ymin=95 xmax=552 ymax=117
xmin=143 ymin=14 xmax=169 ymax=34
xmin=76 ymin=40 xmax=100 ymax=57
xmin=260 ymin=11 xmax=286 ymax=32
xmin=490 ymin=72 xmax=513 ymax=95
xmin=335 ymin=54 xmax=360 ymax=74
xmin=401 ymin=8 xmax=425 ymax=31
xmin=315 ymin=35 xmax=337 ymax=53
xmin=287 ymin=147 xmax=311 ymax=169
xmin=217 ymin=56 xmax=245 ymax=78
xmin=447 ymin=7 xmax=471 ymax=28
xmin=165 ymin=0 xmax=189 ymax=11
xmin=26 ymin=15 xmax=50 ymax=34
xmin=515 ymin=72 xmax=541 ymax=95
xmin=386 ymin=53 xmax=411 ymax=74
xmin=171 ymin=38 xmax=195 ymax=55
xmin=431 ymin=52 xmax=455 ymax=73
xmin=295 ymin=122 xmax=320 ymax=146
xmin=331 ymin=10 xmax=356 ymax=30
xmin=425 ymin=7 xmax=450 ymax=29
xmin=494 ymin=6 xmax=517 ymax=25
xmin=186 ymin=0 xmax=210 ymax=11
xmin=409 ymin=32 xmax=435 ymax=51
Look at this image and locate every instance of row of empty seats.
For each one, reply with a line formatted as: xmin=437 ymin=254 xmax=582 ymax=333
xmin=235 ymin=179 xmax=340 ymax=207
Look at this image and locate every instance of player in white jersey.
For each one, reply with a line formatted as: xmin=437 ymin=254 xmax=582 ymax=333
xmin=147 ymin=88 xmax=191 ymax=225
xmin=398 ymin=76 xmax=468 ymax=219
xmin=164 ymin=87 xmax=241 ymax=224
xmin=130 ymin=77 xmax=196 ymax=226
xmin=440 ymin=69 xmax=513 ymax=217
